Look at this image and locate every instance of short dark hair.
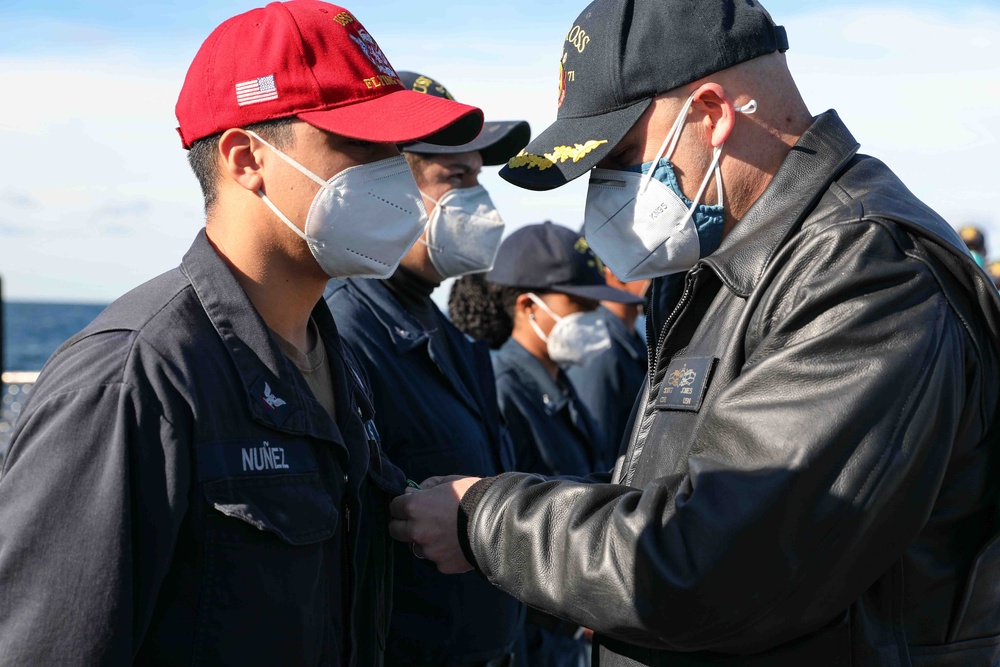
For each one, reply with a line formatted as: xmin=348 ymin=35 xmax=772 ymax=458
xmin=187 ymin=117 xmax=297 ymax=213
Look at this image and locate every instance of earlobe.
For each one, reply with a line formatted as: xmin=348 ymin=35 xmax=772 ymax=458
xmin=219 ymin=128 xmax=264 ymax=193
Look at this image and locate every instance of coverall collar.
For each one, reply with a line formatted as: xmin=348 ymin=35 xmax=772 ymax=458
xmin=180 ymin=230 xmax=348 ymax=447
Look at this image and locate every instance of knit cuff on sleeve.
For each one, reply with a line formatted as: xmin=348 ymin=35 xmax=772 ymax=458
xmin=457 ymin=475 xmax=500 ymax=571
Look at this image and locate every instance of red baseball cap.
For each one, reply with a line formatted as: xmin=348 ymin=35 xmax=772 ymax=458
xmin=175 ymin=0 xmax=484 ymax=149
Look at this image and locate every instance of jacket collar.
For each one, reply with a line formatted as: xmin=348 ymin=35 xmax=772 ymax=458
xmin=703 ymin=110 xmax=861 ymax=298
xmin=600 ymin=305 xmax=645 ymax=361
xmin=337 ymin=276 xmax=490 ymax=422
xmin=336 ymin=276 xmax=433 ymax=354
xmin=180 ymin=230 xmax=346 ymax=447
xmin=497 ymin=338 xmax=572 ymax=415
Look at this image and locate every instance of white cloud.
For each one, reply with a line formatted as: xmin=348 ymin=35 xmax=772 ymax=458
xmin=784 ymin=7 xmax=1000 ymax=234
xmin=1 ymin=5 xmax=998 ymax=305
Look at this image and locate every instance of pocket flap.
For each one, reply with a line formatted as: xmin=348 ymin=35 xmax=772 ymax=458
xmin=203 ymin=473 xmax=339 ymax=545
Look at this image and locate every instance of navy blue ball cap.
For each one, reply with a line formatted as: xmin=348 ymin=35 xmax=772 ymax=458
xmin=488 ymin=222 xmax=644 ymax=304
xmin=500 ymin=0 xmax=788 ymax=191
xmin=397 ymin=71 xmax=532 ymax=166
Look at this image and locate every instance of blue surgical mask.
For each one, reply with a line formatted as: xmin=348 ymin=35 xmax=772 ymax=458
xmin=971 ymin=250 xmax=986 ymax=269
xmin=624 ymin=158 xmax=725 ymax=258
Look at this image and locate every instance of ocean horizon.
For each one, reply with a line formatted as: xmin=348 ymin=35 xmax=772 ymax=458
xmin=3 ymin=301 xmax=109 ymax=372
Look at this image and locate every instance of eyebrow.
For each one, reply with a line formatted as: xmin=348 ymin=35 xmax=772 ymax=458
xmin=443 ymin=162 xmax=481 ymax=175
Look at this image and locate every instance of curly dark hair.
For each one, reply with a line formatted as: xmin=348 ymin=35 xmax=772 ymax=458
xmin=448 ymin=274 xmax=515 ymax=349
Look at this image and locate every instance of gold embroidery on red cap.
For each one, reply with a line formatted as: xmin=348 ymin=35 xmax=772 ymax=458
xmin=332 ymin=11 xmax=356 ymax=26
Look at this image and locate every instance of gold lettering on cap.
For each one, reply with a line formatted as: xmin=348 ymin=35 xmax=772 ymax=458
xmin=412 ymin=75 xmax=433 ymax=94
xmin=364 ymin=75 xmax=402 ymax=89
xmin=565 ymin=24 xmax=590 ymax=53
xmin=333 ymin=11 xmax=356 ymax=26
xmin=574 ymin=236 xmax=605 ymax=271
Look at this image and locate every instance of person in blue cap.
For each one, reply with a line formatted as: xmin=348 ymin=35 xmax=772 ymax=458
xmin=486 ymin=222 xmax=642 ymax=479
xmin=325 ymin=71 xmax=529 ymax=667
xmin=485 ymin=221 xmax=642 ymax=667
xmin=390 ymin=1 xmax=1000 ymax=665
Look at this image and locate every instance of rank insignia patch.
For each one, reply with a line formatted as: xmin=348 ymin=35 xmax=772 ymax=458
xmin=655 ymin=356 xmax=717 ymax=412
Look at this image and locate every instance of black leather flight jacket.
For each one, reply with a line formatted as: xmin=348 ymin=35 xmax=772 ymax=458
xmin=459 ymin=111 xmax=1000 ymax=666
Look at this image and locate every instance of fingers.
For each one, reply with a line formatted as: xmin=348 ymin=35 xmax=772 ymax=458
xmin=386 ymin=482 xmax=475 ymax=574
xmin=388 ymin=517 xmax=414 ymax=542
xmin=420 ymin=475 xmax=454 ymax=490
xmin=389 ymin=493 xmax=411 ymax=521
xmin=388 ymin=494 xmax=416 ymax=543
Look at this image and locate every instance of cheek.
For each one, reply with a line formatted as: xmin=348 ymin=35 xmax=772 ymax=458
xmin=428 ymin=183 xmax=455 ymax=202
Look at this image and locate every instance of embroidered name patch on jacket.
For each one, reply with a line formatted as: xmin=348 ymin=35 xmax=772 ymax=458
xmin=195 ymin=438 xmax=320 ymax=481
xmin=655 ymin=356 xmax=717 ymax=412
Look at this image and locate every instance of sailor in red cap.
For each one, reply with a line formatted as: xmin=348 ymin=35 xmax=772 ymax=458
xmin=0 ymin=2 xmax=482 ymax=665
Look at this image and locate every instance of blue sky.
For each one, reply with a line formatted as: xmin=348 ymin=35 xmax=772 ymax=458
xmin=1 ymin=0 xmax=999 ymax=303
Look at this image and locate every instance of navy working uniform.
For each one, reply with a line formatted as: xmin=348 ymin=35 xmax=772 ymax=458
xmin=0 ymin=231 xmax=405 ymax=666
xmin=493 ymin=337 xmax=607 ymax=478
xmin=325 ymin=272 xmax=524 ymax=667
xmin=565 ymin=305 xmax=647 ymax=464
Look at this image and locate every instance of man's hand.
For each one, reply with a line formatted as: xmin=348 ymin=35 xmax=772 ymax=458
xmin=389 ymin=475 xmax=481 ymax=574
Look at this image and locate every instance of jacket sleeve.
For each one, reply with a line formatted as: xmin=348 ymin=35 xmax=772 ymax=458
xmin=462 ymin=221 xmax=975 ymax=653
xmin=0 ymin=347 xmax=191 ymax=664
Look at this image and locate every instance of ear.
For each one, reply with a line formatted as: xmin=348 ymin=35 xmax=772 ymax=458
xmin=515 ymin=293 xmax=535 ymax=319
xmin=690 ymin=83 xmax=736 ymax=148
xmin=218 ymin=128 xmax=265 ymax=193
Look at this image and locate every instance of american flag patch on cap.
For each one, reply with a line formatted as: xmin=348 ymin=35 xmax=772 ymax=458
xmin=235 ymin=75 xmax=278 ymax=106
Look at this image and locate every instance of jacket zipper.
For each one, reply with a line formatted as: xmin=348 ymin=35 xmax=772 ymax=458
xmin=624 ymin=268 xmax=700 ymax=486
xmin=342 ymin=499 xmax=352 ymax=664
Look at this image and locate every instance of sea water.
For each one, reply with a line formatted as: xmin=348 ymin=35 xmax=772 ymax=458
xmin=1 ymin=301 xmax=107 ymax=463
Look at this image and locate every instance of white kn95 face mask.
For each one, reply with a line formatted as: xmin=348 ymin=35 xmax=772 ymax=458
xmin=247 ymin=130 xmax=428 ymax=280
xmin=419 ymin=185 xmax=505 ymax=278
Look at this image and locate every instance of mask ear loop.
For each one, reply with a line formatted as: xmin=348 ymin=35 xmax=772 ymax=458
xmin=710 ymin=99 xmax=758 ymax=209
xmin=416 ymin=189 xmax=442 ymax=252
xmin=639 ymin=91 xmax=698 ymax=195
xmin=526 ymin=292 xmax=563 ymax=322
xmin=245 ymin=129 xmax=330 ymax=189
xmin=677 ymin=98 xmax=759 ymax=225
xmin=525 ymin=293 xmax=557 ymax=343
xmin=244 ymin=129 xmax=333 ymax=245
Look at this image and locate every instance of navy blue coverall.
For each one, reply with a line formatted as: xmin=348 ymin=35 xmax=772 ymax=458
xmin=565 ymin=305 xmax=647 ymax=465
xmin=325 ymin=275 xmax=524 ymax=667
xmin=0 ymin=231 xmax=404 ymax=666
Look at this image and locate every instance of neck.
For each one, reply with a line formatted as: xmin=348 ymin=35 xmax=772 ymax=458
xmin=720 ymin=112 xmax=811 ymax=238
xmin=398 ymin=237 xmax=445 ymax=286
xmin=602 ymin=301 xmax=638 ymax=334
xmin=511 ymin=325 xmax=560 ymax=380
xmin=384 ymin=266 xmax=438 ymax=304
xmin=206 ymin=218 xmax=327 ymax=353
